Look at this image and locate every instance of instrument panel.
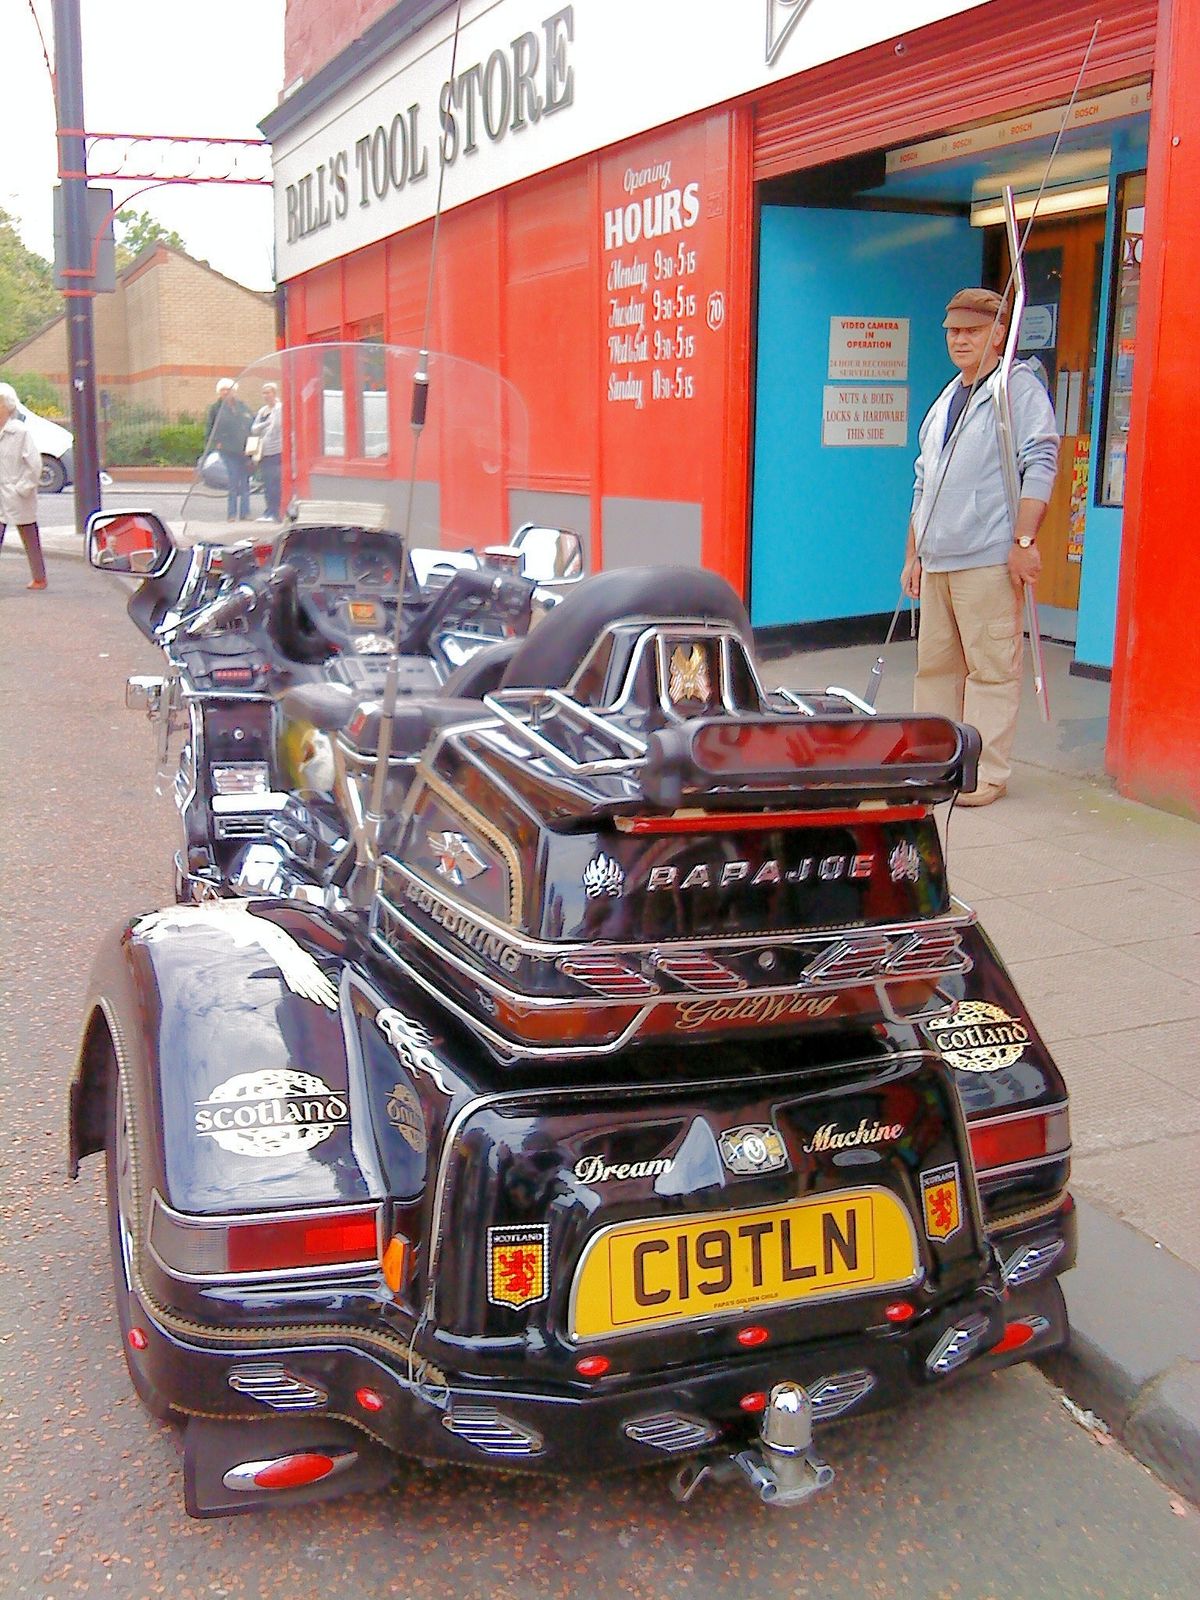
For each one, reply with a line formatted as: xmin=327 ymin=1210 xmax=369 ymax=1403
xmin=277 ymin=526 xmax=405 ymax=594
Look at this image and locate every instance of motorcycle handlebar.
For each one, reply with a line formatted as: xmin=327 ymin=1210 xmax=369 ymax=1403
xmin=178 ymin=565 xmax=291 ymax=639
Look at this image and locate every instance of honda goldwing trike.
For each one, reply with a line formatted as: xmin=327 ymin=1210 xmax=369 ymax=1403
xmin=70 ymin=351 xmax=1073 ymax=1520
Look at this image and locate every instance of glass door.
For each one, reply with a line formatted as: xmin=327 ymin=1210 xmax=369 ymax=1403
xmin=1003 ymin=213 xmax=1107 ymax=616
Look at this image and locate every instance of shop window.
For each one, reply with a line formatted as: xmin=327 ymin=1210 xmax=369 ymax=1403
xmin=1099 ymin=172 xmax=1145 ymax=506
xmin=319 ymin=343 xmax=345 ymax=459
xmin=352 ymin=331 xmax=389 ymax=460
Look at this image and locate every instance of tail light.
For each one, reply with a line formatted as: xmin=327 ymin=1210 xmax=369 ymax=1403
xmin=222 ymin=1449 xmax=357 ymax=1492
xmin=969 ymin=1105 xmax=1070 ymax=1174
xmin=149 ymin=1194 xmax=382 ymax=1280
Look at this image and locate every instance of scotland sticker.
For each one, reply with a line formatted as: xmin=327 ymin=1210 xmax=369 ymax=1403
xmin=385 ymin=1079 xmax=427 ymax=1155
xmin=927 ymin=1001 xmax=1031 ymax=1074
xmin=193 ymin=1069 xmax=349 ymax=1157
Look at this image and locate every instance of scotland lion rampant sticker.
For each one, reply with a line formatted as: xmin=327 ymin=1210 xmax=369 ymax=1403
xmin=487 ymin=1224 xmax=550 ymax=1309
xmin=921 ymin=1163 xmax=963 ymax=1242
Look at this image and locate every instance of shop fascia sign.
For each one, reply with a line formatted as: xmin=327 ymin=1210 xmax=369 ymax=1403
xmin=272 ymin=0 xmax=991 ymax=281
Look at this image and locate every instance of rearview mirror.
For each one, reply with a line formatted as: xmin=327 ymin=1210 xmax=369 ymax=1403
xmin=86 ymin=510 xmax=174 ymax=577
xmin=510 ymin=524 xmax=584 ymax=584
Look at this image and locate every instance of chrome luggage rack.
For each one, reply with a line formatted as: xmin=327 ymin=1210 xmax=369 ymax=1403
xmin=480 ymin=688 xmax=648 ymax=776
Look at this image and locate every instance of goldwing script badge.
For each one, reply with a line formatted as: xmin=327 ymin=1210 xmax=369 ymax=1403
xmin=921 ymin=1163 xmax=963 ymax=1242
xmin=487 ymin=1224 xmax=550 ymax=1309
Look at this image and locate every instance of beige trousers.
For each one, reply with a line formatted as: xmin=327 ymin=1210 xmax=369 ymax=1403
xmin=915 ymin=564 xmax=1023 ymax=791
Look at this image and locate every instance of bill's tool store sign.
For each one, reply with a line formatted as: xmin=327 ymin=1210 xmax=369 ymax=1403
xmin=272 ymin=0 xmax=988 ymax=280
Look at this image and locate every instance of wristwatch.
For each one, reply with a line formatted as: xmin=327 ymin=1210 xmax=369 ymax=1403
xmin=1015 ymin=534 xmax=1037 ymax=549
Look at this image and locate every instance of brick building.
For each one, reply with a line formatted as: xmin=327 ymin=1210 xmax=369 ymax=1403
xmin=2 ymin=244 xmax=274 ymax=420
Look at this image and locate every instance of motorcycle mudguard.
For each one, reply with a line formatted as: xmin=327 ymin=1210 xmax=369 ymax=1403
xmin=71 ymin=899 xmax=375 ymax=1215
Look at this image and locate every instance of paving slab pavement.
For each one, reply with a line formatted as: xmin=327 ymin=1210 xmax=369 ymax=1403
xmin=8 ymin=533 xmax=1199 ymax=1499
xmin=769 ymin=634 xmax=1200 ymax=1501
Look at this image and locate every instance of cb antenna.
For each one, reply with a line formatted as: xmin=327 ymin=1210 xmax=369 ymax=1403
xmin=362 ymin=0 xmax=466 ymax=883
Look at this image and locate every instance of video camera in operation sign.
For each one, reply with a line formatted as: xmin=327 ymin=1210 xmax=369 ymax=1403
xmin=828 ymin=317 xmax=909 ymax=382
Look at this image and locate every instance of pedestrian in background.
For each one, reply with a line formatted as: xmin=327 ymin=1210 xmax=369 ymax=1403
xmin=901 ymin=288 xmax=1059 ymax=806
xmin=250 ymin=380 xmax=283 ymax=522
xmin=0 ymin=382 xmax=48 ymax=590
xmin=204 ymin=378 xmax=253 ymax=521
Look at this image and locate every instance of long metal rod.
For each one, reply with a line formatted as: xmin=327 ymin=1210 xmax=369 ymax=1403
xmin=995 ymin=186 xmax=1051 ymax=722
xmin=363 ymin=0 xmax=466 ymax=877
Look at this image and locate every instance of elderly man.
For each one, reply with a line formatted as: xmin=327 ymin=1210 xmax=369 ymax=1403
xmin=901 ymin=288 xmax=1059 ymax=806
xmin=0 ymin=382 xmax=47 ymax=589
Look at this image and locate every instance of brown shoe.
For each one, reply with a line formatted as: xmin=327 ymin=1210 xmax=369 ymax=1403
xmin=958 ymin=782 xmax=1006 ymax=808
xmin=27 ymin=579 xmax=47 ymax=590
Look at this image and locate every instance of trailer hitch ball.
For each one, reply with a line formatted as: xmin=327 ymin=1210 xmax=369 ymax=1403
xmin=669 ymin=1383 xmax=835 ymax=1508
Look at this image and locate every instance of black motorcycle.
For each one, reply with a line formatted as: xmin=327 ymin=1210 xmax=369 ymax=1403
xmin=70 ymin=349 xmax=1073 ymax=1521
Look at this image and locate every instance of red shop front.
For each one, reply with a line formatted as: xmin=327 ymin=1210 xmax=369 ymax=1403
xmin=265 ymin=0 xmax=1200 ymax=818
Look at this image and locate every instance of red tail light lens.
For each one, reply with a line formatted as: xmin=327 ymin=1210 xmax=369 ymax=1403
xmin=252 ymin=1452 xmax=338 ymax=1489
xmin=149 ymin=1196 xmax=381 ymax=1278
xmin=969 ymin=1106 xmax=1071 ymax=1173
xmin=736 ymin=1325 xmax=770 ymax=1348
xmin=225 ymin=1212 xmax=380 ymax=1273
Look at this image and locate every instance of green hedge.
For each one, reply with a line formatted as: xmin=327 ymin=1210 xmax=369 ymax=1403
xmin=105 ymin=416 xmax=206 ymax=467
xmin=0 ymin=369 xmax=65 ymax=416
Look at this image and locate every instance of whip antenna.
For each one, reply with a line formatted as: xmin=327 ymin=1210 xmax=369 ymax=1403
xmin=362 ymin=0 xmax=466 ymax=879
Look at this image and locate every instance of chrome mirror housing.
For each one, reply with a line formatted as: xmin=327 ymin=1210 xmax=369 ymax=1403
xmin=87 ymin=509 xmax=174 ymax=578
xmin=510 ymin=524 xmax=584 ymax=584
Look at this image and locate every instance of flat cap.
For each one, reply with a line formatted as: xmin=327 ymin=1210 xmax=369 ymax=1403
xmin=944 ymin=287 xmax=1009 ymax=326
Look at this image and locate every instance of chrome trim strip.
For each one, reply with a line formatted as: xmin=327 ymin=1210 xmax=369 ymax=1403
xmin=211 ymin=792 xmax=289 ymax=814
xmin=975 ymin=1150 xmax=1073 ymax=1181
xmin=381 ymin=858 xmax=976 ymax=962
xmin=968 ymin=1101 xmax=1070 ymax=1131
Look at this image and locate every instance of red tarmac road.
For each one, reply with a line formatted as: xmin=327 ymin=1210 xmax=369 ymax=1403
xmin=1 ymin=556 xmax=1196 ymax=1599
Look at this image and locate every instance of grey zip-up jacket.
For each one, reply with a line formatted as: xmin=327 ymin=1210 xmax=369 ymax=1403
xmin=911 ymin=361 xmax=1059 ymax=572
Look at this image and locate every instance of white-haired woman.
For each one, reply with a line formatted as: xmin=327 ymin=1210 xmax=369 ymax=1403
xmin=0 ymin=382 xmax=47 ymax=589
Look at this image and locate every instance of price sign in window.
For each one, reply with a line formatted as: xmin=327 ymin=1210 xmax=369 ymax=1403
xmin=1099 ymin=172 xmax=1145 ymax=506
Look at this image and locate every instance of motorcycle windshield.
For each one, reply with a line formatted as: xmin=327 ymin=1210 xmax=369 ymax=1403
xmin=180 ymin=343 xmax=530 ymax=559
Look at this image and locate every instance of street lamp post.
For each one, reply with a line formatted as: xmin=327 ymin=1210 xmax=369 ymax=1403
xmin=52 ymin=0 xmax=102 ymax=537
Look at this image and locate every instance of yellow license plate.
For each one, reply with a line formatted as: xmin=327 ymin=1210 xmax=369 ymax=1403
xmin=570 ymin=1188 xmax=919 ymax=1341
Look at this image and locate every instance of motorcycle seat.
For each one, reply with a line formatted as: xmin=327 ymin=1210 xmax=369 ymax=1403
xmin=498 ymin=566 xmax=752 ymax=696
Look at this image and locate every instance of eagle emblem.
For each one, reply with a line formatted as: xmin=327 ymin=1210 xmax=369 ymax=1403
xmin=428 ymin=829 xmax=489 ymax=886
xmin=668 ymin=643 xmax=711 ymax=706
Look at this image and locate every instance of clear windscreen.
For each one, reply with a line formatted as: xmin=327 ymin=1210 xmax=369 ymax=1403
xmin=180 ymin=343 xmax=530 ymax=562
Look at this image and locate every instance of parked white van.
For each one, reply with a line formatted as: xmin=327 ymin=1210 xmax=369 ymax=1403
xmin=18 ymin=405 xmax=74 ymax=493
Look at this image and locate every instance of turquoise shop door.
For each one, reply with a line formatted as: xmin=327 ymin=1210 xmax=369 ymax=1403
xmin=751 ymin=207 xmax=980 ymax=626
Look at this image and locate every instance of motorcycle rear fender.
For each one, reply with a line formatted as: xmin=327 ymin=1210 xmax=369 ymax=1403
xmin=69 ymin=900 xmax=381 ymax=1217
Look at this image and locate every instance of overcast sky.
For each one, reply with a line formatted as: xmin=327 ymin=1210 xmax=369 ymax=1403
xmin=2 ymin=0 xmax=285 ymax=290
